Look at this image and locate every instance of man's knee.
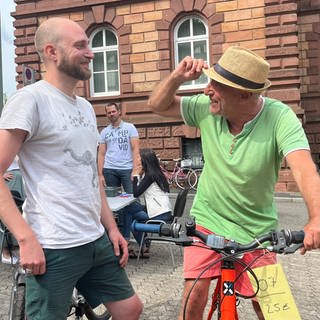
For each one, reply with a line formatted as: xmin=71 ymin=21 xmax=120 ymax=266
xmin=106 ymin=294 xmax=143 ymax=320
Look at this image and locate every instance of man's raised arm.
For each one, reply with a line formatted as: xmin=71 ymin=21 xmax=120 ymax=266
xmin=148 ymin=56 xmax=208 ymax=118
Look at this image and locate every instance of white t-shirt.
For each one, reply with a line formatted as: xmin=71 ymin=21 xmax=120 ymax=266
xmin=0 ymin=80 xmax=104 ymax=248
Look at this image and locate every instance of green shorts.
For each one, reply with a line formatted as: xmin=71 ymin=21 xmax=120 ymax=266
xmin=26 ymin=233 xmax=135 ymax=320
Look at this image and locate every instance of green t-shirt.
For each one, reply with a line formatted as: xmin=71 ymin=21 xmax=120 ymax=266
xmin=181 ymin=94 xmax=309 ymax=243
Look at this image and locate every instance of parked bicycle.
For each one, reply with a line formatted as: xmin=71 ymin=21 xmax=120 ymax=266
xmin=132 ymin=217 xmax=305 ymax=320
xmin=189 ymin=167 xmax=202 ymax=191
xmin=187 ymin=156 xmax=204 ymax=191
xmin=0 ymin=193 xmax=111 ymax=320
xmin=158 ymin=157 xmax=197 ymax=190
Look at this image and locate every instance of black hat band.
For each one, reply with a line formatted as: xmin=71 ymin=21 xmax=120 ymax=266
xmin=214 ymin=63 xmax=265 ymax=89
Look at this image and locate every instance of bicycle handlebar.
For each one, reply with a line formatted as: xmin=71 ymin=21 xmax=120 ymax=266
xmin=131 ymin=217 xmax=304 ymax=255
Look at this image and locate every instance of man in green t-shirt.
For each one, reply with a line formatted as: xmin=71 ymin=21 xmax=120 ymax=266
xmin=148 ymin=46 xmax=320 ymax=320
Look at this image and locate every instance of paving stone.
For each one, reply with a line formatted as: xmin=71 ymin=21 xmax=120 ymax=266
xmin=0 ymin=197 xmax=319 ymax=320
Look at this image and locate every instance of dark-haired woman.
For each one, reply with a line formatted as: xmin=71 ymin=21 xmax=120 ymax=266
xmin=123 ymin=148 xmax=172 ymax=258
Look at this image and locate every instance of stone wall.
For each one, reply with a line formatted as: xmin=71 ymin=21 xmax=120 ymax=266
xmin=298 ymin=1 xmax=320 ymax=169
xmin=11 ymin=0 xmax=318 ymax=192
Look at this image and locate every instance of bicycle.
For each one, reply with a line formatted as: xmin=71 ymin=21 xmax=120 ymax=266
xmin=188 ymin=156 xmax=204 ymax=191
xmin=189 ymin=167 xmax=202 ymax=191
xmin=132 ymin=217 xmax=305 ymax=320
xmin=158 ymin=157 xmax=198 ymax=190
xmin=0 ymin=193 xmax=111 ymax=320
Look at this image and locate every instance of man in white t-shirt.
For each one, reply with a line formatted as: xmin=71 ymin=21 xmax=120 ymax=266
xmin=0 ymin=17 xmax=142 ymax=320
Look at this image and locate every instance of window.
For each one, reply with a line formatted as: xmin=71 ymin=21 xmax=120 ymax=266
xmin=182 ymin=138 xmax=204 ymax=169
xmin=89 ymin=28 xmax=120 ymax=97
xmin=174 ymin=16 xmax=209 ymax=90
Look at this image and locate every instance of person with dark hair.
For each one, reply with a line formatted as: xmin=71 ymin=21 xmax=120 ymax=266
xmin=122 ymin=148 xmax=172 ymax=258
xmin=97 ymin=102 xmax=141 ymax=194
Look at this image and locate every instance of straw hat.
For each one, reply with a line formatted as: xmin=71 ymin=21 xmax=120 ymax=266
xmin=203 ymin=46 xmax=271 ymax=92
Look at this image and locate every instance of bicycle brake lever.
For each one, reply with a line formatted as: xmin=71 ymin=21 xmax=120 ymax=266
xmin=283 ymin=243 xmax=304 ymax=254
xmin=269 ymin=231 xmax=287 ymax=253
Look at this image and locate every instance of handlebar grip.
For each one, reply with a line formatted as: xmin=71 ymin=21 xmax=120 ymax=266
xmin=286 ymin=230 xmax=304 ymax=244
xmin=131 ymin=221 xmax=161 ymax=233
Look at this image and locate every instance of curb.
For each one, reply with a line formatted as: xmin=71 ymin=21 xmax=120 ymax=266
xmin=169 ymin=189 xmax=304 ymax=202
xmin=274 ymin=192 xmax=303 ymax=202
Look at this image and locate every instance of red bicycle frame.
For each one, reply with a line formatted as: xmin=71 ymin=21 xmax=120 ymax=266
xmin=208 ymin=259 xmax=238 ymax=320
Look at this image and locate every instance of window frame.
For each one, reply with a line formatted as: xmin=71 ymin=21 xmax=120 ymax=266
xmin=174 ymin=15 xmax=210 ymax=90
xmin=89 ymin=27 xmax=120 ymax=97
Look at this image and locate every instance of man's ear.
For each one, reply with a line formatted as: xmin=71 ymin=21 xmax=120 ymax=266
xmin=43 ymin=44 xmax=57 ymax=61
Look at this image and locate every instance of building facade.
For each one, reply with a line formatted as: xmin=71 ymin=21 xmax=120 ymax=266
xmin=11 ymin=0 xmax=320 ymax=192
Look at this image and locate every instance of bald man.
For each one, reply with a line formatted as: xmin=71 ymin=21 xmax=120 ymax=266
xmin=0 ymin=17 xmax=142 ymax=320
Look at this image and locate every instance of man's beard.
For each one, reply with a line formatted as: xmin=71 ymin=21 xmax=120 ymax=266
xmin=109 ymin=115 xmax=120 ymax=124
xmin=58 ymin=55 xmax=91 ymax=80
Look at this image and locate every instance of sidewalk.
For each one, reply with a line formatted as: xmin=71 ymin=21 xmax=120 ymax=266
xmin=0 ymin=195 xmax=319 ymax=320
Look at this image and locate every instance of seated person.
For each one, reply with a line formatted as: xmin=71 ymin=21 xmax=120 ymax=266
xmin=123 ymin=148 xmax=172 ymax=258
xmin=4 ymin=156 xmax=26 ymax=199
xmin=1 ymin=156 xmax=25 ymax=264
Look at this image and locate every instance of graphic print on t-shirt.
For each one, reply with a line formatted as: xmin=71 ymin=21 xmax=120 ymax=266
xmin=106 ymin=129 xmax=130 ymax=151
xmin=63 ymin=149 xmax=98 ymax=188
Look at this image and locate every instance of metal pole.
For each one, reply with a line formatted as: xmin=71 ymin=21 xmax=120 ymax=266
xmin=0 ymin=14 xmax=4 ymax=114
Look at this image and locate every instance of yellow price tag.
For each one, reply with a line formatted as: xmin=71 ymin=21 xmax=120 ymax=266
xmin=248 ymin=263 xmax=301 ymax=320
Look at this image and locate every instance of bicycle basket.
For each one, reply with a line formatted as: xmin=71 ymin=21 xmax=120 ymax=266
xmin=181 ymin=159 xmax=192 ymax=168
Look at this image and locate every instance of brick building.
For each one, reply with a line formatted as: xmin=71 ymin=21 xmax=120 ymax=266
xmin=11 ymin=0 xmax=320 ymax=192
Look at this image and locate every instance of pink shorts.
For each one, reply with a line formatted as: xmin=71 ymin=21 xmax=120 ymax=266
xmin=184 ymin=225 xmax=277 ymax=297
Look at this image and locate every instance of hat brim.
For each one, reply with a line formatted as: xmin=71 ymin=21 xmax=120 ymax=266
xmin=203 ymin=67 xmax=271 ymax=93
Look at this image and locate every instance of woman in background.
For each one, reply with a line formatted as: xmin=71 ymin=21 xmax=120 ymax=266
xmin=123 ymin=148 xmax=172 ymax=258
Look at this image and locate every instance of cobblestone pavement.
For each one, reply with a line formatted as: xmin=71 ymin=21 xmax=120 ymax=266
xmin=1 ymin=196 xmax=319 ymax=320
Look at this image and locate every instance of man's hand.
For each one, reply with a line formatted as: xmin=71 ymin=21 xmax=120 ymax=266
xmin=148 ymin=56 xmax=209 ymax=117
xmin=301 ymin=218 xmax=320 ymax=254
xmin=19 ymin=235 xmax=46 ymax=275
xmin=108 ymin=227 xmax=129 ymax=267
xmin=173 ymin=56 xmax=209 ymax=83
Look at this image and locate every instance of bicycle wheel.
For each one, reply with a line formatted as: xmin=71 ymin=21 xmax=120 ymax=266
xmin=175 ymin=168 xmax=192 ymax=189
xmin=84 ymin=302 xmax=111 ymax=320
xmin=10 ymin=283 xmax=25 ymax=320
xmin=187 ymin=169 xmax=198 ymax=189
xmin=191 ymin=169 xmax=202 ymax=190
